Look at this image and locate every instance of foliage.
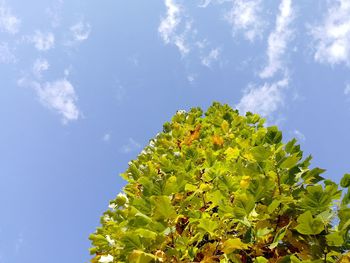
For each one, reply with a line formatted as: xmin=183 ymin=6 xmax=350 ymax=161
xmin=90 ymin=102 xmax=350 ymax=263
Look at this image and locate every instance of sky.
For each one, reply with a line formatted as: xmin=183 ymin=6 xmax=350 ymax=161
xmin=1 ymin=0 xmax=350 ymax=262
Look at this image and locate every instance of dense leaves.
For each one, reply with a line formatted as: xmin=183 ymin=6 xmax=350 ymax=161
xmin=90 ymin=103 xmax=350 ymax=263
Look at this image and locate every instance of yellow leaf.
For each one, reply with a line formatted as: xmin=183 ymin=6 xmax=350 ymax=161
xmin=240 ymin=175 xmax=250 ymax=188
xmin=225 ymin=147 xmax=240 ymax=161
xmin=129 ymin=250 xmax=156 ymax=263
xmin=243 ymin=152 xmax=255 ymax=162
xmin=200 ymin=183 xmax=212 ymax=191
xmin=212 ymin=135 xmax=224 ymax=146
xmin=182 ymin=124 xmax=201 ymax=146
xmin=221 ymin=120 xmax=229 ymax=132
xmin=222 ymin=238 xmax=248 ymax=254
xmin=236 ymin=137 xmax=249 ymax=148
xmin=338 ymin=252 xmax=350 ymax=263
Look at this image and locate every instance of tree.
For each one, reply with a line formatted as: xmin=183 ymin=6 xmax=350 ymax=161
xmin=89 ymin=102 xmax=350 ymax=263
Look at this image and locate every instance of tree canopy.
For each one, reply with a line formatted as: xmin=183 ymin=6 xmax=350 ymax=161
xmin=90 ymin=102 xmax=350 ymax=263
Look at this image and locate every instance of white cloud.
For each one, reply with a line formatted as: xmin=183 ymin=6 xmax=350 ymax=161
xmin=201 ymin=48 xmax=220 ymax=67
xmin=29 ymin=31 xmax=55 ymax=51
xmin=237 ymin=78 xmax=289 ymax=117
xmin=103 ymin=133 xmax=111 ymax=142
xmin=120 ymin=138 xmax=141 ymax=153
xmin=158 ymin=0 xmax=192 ymax=56
xmin=159 ymin=0 xmax=181 ymax=44
xmin=0 ymin=42 xmax=16 ymax=63
xmin=311 ymin=0 xmax=350 ymax=65
xmin=198 ymin=0 xmax=212 ymax=8
xmin=293 ymin=130 xmax=306 ymax=141
xmin=187 ymin=73 xmax=196 ymax=83
xmin=64 ymin=66 xmax=72 ymax=77
xmin=225 ymin=0 xmax=264 ymax=42
xmin=70 ymin=20 xmax=91 ymax=42
xmin=18 ymin=77 xmax=80 ymax=124
xmin=45 ymin=0 xmax=63 ymax=28
xmin=0 ymin=1 xmax=20 ymax=34
xmin=174 ymin=33 xmax=190 ymax=55
xmin=15 ymin=233 xmax=24 ymax=253
xmin=260 ymin=0 xmax=294 ymax=79
xmin=32 ymin=58 xmax=49 ymax=78
xmin=115 ymin=84 xmax=126 ymax=104
xmin=37 ymin=79 xmax=80 ymax=123
xmin=128 ymin=54 xmax=139 ymax=66
xmin=345 ymin=83 xmax=350 ymax=95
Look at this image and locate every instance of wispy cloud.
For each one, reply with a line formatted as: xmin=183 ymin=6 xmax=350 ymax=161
xmin=102 ymin=133 xmax=111 ymax=142
xmin=198 ymin=0 xmax=212 ymax=8
xmin=311 ymin=0 xmax=350 ymax=66
xmin=0 ymin=1 xmax=20 ymax=34
xmin=237 ymin=77 xmax=289 ymax=117
xmin=159 ymin=0 xmax=181 ymax=44
xmin=32 ymin=58 xmax=49 ymax=78
xmin=158 ymin=0 xmax=192 ymax=56
xmin=260 ymin=0 xmax=294 ymax=79
xmin=345 ymin=83 xmax=350 ymax=95
xmin=115 ymin=84 xmax=126 ymax=104
xmin=29 ymin=31 xmax=55 ymax=51
xmin=187 ymin=73 xmax=197 ymax=83
xmin=120 ymin=138 xmax=141 ymax=153
xmin=201 ymin=47 xmax=220 ymax=67
xmin=69 ymin=20 xmax=91 ymax=43
xmin=0 ymin=42 xmax=16 ymax=63
xmin=18 ymin=77 xmax=80 ymax=124
xmin=37 ymin=79 xmax=80 ymax=124
xmin=293 ymin=129 xmax=306 ymax=141
xmin=15 ymin=233 xmax=24 ymax=253
xmin=225 ymin=0 xmax=264 ymax=42
xmin=45 ymin=0 xmax=63 ymax=28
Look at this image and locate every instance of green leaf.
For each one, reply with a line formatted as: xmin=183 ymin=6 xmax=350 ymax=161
xmin=295 ymin=211 xmax=324 ymax=235
xmin=89 ymin=234 xmax=108 ymax=247
xmin=251 ymin=145 xmax=271 ymax=162
xmin=232 ymin=194 xmax=255 ymax=218
xmin=290 ymin=255 xmax=301 ymax=263
xmin=285 ymin=138 xmax=297 ymax=154
xmin=150 ymin=196 xmax=176 ymax=220
xmin=134 ymin=229 xmax=158 ymax=240
xmin=225 ymin=147 xmax=240 ymax=161
xmin=164 ymin=176 xmax=178 ymax=195
xmin=338 ymin=207 xmax=350 ymax=231
xmin=247 ymin=176 xmax=274 ymax=202
xmin=340 ymin=173 xmax=350 ymax=188
xmin=255 ymin=256 xmax=268 ymax=263
xmin=264 ymin=126 xmax=282 ymax=144
xmin=267 ymin=199 xmax=281 ymax=213
xmin=299 ymin=185 xmax=333 ymax=214
xmin=269 ymin=224 xmax=289 ymax=249
xmin=196 ymin=218 xmax=218 ymax=235
xmin=128 ymin=250 xmax=157 ymax=263
xmin=280 ymin=154 xmax=301 ymax=169
xmin=222 ymin=238 xmax=248 ymax=254
xmin=185 ymin=183 xmax=197 ymax=192
xmin=302 ymin=168 xmax=325 ymax=184
xmin=342 ymin=190 xmax=350 ymax=205
xmin=122 ymin=235 xmax=142 ymax=252
xmin=256 ymin=227 xmax=273 ymax=238
xmin=326 ymin=232 xmax=344 ymax=246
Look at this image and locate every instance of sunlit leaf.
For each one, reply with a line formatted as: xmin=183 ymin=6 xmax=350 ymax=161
xmin=295 ymin=211 xmax=324 ymax=235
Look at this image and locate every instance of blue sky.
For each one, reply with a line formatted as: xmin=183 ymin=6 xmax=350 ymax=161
xmin=1 ymin=0 xmax=350 ymax=262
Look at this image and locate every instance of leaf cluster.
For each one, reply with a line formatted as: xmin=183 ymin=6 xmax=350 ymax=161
xmin=90 ymin=102 xmax=350 ymax=263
